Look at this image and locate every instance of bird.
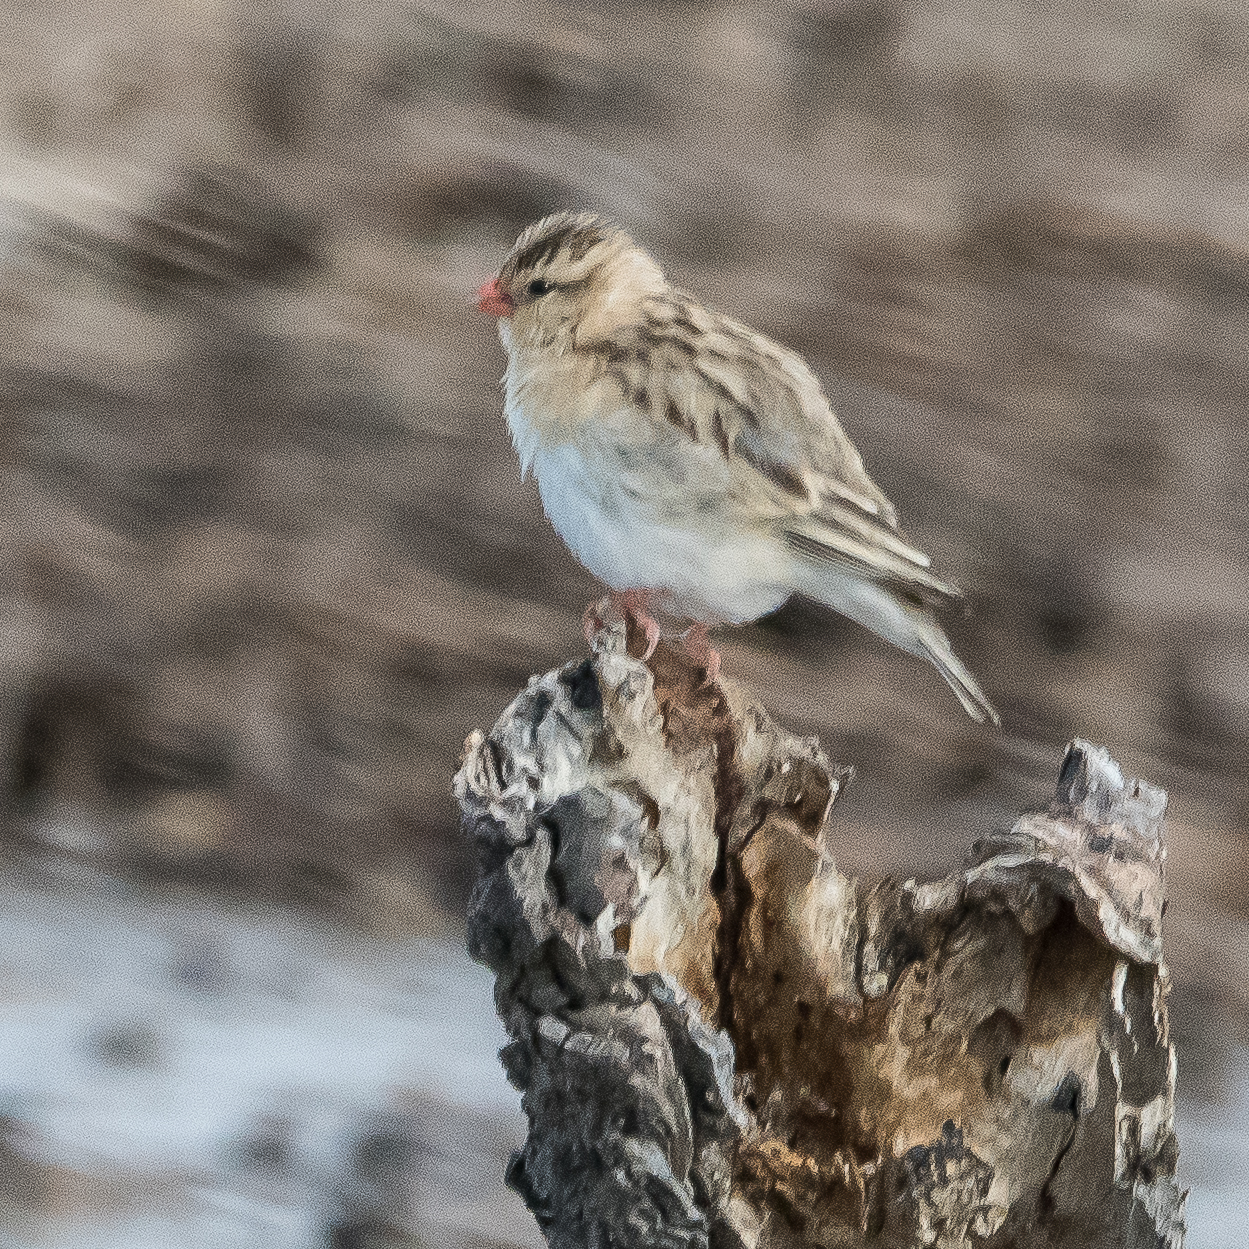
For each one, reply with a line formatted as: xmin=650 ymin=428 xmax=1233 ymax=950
xmin=476 ymin=211 xmax=999 ymax=725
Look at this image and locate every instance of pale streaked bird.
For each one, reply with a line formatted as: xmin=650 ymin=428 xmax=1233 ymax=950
xmin=476 ymin=212 xmax=999 ymax=725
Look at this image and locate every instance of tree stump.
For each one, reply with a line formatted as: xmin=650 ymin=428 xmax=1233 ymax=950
xmin=453 ymin=621 xmax=1185 ymax=1248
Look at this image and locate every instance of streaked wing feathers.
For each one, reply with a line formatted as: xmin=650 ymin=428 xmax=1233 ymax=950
xmin=606 ymin=294 xmax=957 ymax=602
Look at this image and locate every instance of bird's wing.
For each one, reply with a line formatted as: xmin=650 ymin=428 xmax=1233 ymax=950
xmin=601 ymin=296 xmax=958 ymax=602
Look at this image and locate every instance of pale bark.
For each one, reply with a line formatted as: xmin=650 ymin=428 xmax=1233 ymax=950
xmin=454 ymin=622 xmax=1184 ymax=1249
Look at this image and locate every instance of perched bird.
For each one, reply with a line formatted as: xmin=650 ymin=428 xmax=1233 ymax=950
xmin=477 ymin=212 xmax=999 ymax=724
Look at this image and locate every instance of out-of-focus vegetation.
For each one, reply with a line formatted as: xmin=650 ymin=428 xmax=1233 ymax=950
xmin=1 ymin=1 xmax=1247 ymax=1244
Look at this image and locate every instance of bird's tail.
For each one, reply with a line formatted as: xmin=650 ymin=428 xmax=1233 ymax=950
xmin=796 ymin=565 xmax=1000 ymax=726
xmin=912 ymin=621 xmax=1000 ymax=726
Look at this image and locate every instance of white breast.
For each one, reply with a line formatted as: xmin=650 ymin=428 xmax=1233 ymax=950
xmin=506 ymin=393 xmax=793 ymax=625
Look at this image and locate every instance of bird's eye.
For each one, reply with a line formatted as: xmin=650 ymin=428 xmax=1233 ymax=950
xmin=527 ymin=279 xmax=552 ymax=298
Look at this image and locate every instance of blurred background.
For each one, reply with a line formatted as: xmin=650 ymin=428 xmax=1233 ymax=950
xmin=0 ymin=0 xmax=1246 ymax=1244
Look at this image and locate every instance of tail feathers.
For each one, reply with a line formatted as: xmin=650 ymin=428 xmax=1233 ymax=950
xmin=796 ymin=565 xmax=1000 ymax=725
xmin=915 ymin=628 xmax=1000 ymax=727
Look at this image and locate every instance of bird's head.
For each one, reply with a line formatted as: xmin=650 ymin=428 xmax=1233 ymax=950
xmin=477 ymin=212 xmax=666 ymax=350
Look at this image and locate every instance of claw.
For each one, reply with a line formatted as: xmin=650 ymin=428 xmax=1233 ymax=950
xmin=583 ymin=590 xmax=663 ymax=662
xmin=582 ymin=598 xmax=608 ymax=647
xmin=635 ymin=612 xmax=661 ymax=661
xmin=612 ymin=589 xmax=661 ymax=661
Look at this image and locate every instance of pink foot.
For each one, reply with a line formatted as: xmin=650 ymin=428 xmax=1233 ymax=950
xmin=681 ymin=622 xmax=722 ymax=686
xmin=582 ymin=599 xmax=608 ymax=647
xmin=614 ymin=589 xmax=661 ymax=660
xmin=583 ymin=590 xmax=661 ymax=661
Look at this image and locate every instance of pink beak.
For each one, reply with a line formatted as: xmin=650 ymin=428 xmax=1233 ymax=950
xmin=477 ymin=277 xmax=514 ymax=317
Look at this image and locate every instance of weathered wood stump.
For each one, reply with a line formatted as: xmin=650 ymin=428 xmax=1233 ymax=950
xmin=454 ymin=621 xmax=1184 ymax=1248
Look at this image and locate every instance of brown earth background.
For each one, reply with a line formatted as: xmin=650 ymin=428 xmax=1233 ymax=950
xmin=0 ymin=1 xmax=1246 ymax=1245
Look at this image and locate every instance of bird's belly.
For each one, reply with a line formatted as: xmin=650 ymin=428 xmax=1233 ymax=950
xmin=530 ymin=439 xmax=791 ymax=624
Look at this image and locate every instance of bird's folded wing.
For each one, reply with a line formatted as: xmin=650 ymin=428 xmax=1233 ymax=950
xmin=630 ymin=300 xmax=960 ymax=602
xmin=782 ymin=519 xmax=959 ymax=602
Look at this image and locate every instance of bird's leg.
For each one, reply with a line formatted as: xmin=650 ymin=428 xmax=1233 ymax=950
xmin=582 ymin=590 xmax=661 ymax=662
xmin=582 ymin=598 xmax=609 ymax=646
xmin=680 ymin=621 xmax=721 ymax=686
xmin=614 ymin=589 xmax=661 ymax=661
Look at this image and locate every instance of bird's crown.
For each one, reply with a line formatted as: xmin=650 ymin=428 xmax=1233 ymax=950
xmin=501 ymin=211 xmax=619 ymax=286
